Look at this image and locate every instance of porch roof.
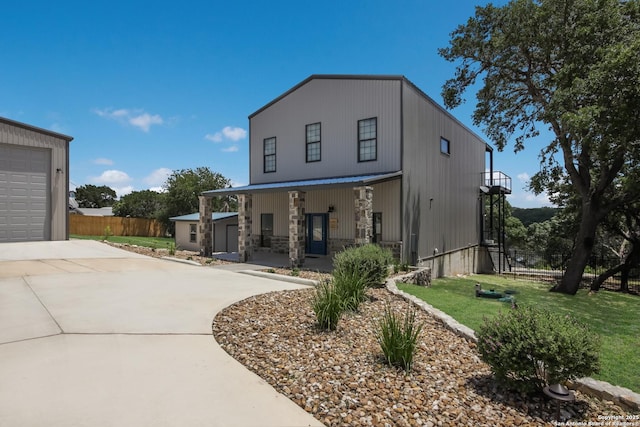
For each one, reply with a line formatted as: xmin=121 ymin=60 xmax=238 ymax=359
xmin=202 ymin=171 xmax=402 ymax=196
xmin=169 ymin=212 xmax=238 ymax=222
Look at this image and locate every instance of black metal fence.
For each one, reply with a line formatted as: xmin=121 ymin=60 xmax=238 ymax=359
xmin=501 ymin=249 xmax=640 ymax=294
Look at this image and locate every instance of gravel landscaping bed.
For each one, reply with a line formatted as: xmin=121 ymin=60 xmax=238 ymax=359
xmin=103 ymin=241 xmax=229 ymax=266
xmin=213 ymin=287 xmax=633 ymax=427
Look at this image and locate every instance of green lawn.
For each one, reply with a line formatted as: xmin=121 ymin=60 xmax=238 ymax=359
xmin=398 ymin=274 xmax=640 ymax=393
xmin=70 ymin=234 xmax=175 ymax=249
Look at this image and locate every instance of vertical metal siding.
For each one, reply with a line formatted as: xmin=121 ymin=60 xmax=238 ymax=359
xmin=251 ymin=193 xmax=289 ymax=236
xmin=0 ymin=123 xmax=69 ymax=241
xmin=371 ymin=179 xmax=402 ymax=242
xmin=401 ymin=84 xmax=485 ymax=261
xmin=249 ymin=78 xmax=402 ymax=184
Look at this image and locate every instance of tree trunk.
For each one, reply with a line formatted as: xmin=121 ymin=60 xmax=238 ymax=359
xmin=620 ymin=242 xmax=640 ymax=293
xmin=591 ymin=263 xmax=625 ymax=292
xmin=620 ymin=265 xmax=630 ymax=293
xmin=552 ymin=211 xmax=600 ymax=295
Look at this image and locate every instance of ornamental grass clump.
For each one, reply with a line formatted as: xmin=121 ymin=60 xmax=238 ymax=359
xmin=312 ymin=281 xmax=343 ymax=331
xmin=476 ymin=306 xmax=600 ymax=394
xmin=333 ymin=268 xmax=368 ymax=312
xmin=333 ymin=244 xmax=393 ymax=288
xmin=377 ymin=305 xmax=423 ymax=372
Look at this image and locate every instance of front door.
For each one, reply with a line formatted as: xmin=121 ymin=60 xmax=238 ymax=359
xmin=306 ymin=213 xmax=327 ymax=255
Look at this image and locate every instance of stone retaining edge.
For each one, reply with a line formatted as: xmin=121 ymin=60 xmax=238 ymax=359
xmin=386 ymin=276 xmax=640 ymax=412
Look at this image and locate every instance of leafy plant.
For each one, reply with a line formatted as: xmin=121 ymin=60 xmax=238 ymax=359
xmin=377 ymin=305 xmax=423 ymax=372
xmin=333 ymin=268 xmax=367 ymax=311
xmin=102 ymin=225 xmax=113 ymax=241
xmin=167 ymin=242 xmax=176 ymax=255
xmin=312 ymin=281 xmax=343 ymax=331
xmin=476 ymin=306 xmax=600 ymax=394
xmin=393 ymin=261 xmax=410 ymax=274
xmin=290 ymin=268 xmax=300 ymax=277
xmin=333 ymin=244 xmax=393 ymax=287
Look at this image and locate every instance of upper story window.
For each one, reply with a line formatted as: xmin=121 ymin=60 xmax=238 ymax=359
xmin=264 ymin=137 xmax=276 ymax=173
xmin=358 ymin=117 xmax=377 ymax=162
xmin=440 ymin=137 xmax=450 ymax=156
xmin=306 ymin=122 xmax=321 ymax=162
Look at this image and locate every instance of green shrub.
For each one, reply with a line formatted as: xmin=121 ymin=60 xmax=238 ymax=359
xmin=377 ymin=305 xmax=423 ymax=372
xmin=333 ymin=244 xmax=393 ymax=287
xmin=477 ymin=306 xmax=600 ymax=394
xmin=102 ymin=226 xmax=113 ymax=241
xmin=333 ymin=269 xmax=367 ymax=311
xmin=167 ymin=242 xmax=176 ymax=255
xmin=312 ymin=281 xmax=344 ymax=331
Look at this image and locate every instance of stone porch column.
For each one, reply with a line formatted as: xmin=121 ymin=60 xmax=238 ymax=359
xmin=354 ymin=186 xmax=373 ymax=245
xmin=238 ymin=193 xmax=252 ymax=262
xmin=198 ymin=196 xmax=213 ymax=256
xmin=289 ymin=190 xmax=306 ymax=268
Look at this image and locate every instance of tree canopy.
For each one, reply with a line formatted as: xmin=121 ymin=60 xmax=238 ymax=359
xmin=440 ymin=0 xmax=640 ymax=294
xmin=159 ymin=167 xmax=236 ymax=228
xmin=74 ymin=184 xmax=117 ymax=208
xmin=112 ymin=190 xmax=165 ymax=219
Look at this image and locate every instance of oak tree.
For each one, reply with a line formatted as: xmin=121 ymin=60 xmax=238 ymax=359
xmin=440 ymin=0 xmax=640 ymax=294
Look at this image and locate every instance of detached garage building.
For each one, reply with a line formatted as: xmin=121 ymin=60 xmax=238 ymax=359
xmin=170 ymin=212 xmax=238 ymax=253
xmin=0 ymin=117 xmax=73 ymax=242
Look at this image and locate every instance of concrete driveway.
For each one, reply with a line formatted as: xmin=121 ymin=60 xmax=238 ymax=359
xmin=0 ymin=240 xmax=323 ymax=427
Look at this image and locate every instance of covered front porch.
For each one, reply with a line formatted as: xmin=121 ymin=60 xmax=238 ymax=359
xmin=200 ymin=172 xmax=402 ymax=268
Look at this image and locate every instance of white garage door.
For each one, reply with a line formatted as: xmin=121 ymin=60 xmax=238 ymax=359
xmin=0 ymin=144 xmax=51 ymax=242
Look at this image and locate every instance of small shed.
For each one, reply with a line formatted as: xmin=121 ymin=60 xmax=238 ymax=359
xmin=170 ymin=212 xmax=238 ymax=253
xmin=0 ymin=116 xmax=73 ymax=242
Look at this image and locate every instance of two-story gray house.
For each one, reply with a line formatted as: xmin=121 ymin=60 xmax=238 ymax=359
xmin=200 ymin=75 xmax=510 ymax=276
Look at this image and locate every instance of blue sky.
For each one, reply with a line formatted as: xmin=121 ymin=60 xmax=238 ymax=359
xmin=1 ymin=0 xmax=551 ymax=208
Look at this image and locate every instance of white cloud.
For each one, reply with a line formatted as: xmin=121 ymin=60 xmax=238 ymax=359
xmin=221 ymin=145 xmax=239 ymax=153
xmin=143 ymin=167 xmax=172 ymax=187
xmin=205 ymin=132 xmax=223 ymax=143
xmin=94 ymin=158 xmax=114 ymax=165
xmin=129 ymin=113 xmax=163 ymax=132
xmin=90 ymin=169 xmax=132 ymax=185
xmin=114 ymin=186 xmax=134 ymax=197
xmin=221 ymin=126 xmax=247 ymax=141
xmin=94 ymin=108 xmax=163 ymax=132
xmin=205 ymin=126 xmax=247 ymax=143
xmin=517 ymin=172 xmax=530 ymax=182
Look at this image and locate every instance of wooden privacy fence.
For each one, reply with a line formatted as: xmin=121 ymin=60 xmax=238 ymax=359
xmin=70 ymin=215 xmax=167 ymax=237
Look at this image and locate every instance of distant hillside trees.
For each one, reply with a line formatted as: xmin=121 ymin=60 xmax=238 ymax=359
xmin=511 ymin=207 xmax=559 ymax=228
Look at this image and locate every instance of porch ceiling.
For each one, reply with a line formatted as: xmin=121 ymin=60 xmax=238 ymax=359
xmin=202 ymin=171 xmax=402 ymax=196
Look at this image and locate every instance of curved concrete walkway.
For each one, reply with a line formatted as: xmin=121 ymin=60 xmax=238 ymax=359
xmin=0 ymin=240 xmax=323 ymax=427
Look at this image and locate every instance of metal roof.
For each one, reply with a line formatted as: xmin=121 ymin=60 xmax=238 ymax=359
xmin=246 ymin=75 xmax=492 ymax=151
xmin=0 ymin=116 xmax=74 ymax=142
xmin=202 ymin=172 xmax=402 ymax=196
xmin=169 ymin=212 xmax=238 ymax=222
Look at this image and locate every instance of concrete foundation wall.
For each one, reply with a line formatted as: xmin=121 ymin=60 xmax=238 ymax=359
xmin=419 ymin=245 xmax=492 ymax=278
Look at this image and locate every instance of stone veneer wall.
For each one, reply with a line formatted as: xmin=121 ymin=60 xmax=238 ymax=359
xmin=238 ymin=194 xmax=252 ymax=262
xmin=289 ymin=191 xmax=305 ymax=267
xmin=251 ymin=235 xmax=288 ymax=254
xmin=198 ymin=196 xmax=213 ymax=256
xmin=354 ymin=186 xmax=373 ymax=245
